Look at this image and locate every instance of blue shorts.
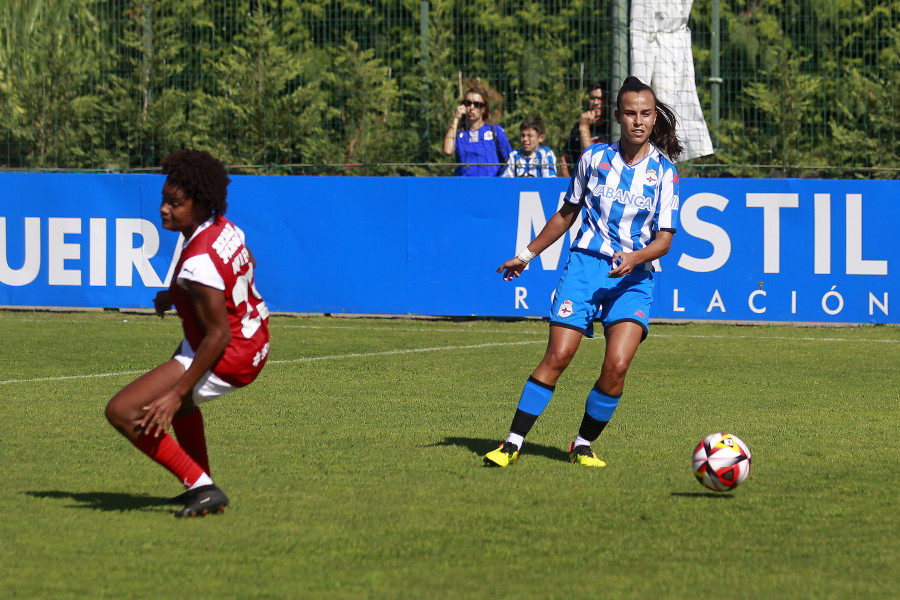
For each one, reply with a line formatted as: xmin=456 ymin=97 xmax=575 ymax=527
xmin=549 ymin=250 xmax=655 ymax=339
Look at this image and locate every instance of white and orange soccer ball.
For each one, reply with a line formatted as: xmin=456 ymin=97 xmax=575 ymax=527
xmin=692 ymin=432 xmax=752 ymax=492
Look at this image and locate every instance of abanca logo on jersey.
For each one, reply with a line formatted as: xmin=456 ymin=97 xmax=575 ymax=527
xmin=593 ymin=185 xmax=653 ymax=210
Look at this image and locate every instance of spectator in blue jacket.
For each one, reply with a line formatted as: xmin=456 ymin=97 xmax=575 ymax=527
xmin=443 ymin=85 xmax=512 ymax=176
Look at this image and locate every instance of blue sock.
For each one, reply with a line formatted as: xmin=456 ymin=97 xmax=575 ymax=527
xmin=516 ymin=377 xmax=555 ymax=417
xmin=585 ymin=387 xmax=620 ymax=422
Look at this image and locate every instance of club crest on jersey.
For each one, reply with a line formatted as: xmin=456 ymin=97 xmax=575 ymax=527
xmin=644 ymin=170 xmax=658 ymax=186
xmin=557 ymin=300 xmax=574 ymax=318
xmin=484 ymin=130 xmax=495 ymax=141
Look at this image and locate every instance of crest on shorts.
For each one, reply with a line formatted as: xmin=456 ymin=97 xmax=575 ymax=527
xmin=557 ymin=300 xmax=574 ymax=318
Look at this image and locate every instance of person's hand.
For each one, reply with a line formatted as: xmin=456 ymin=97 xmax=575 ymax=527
xmin=153 ymin=290 xmax=172 ymax=318
xmin=139 ymin=389 xmax=183 ymax=438
xmin=608 ymin=252 xmax=639 ymax=278
xmin=579 ymin=109 xmax=601 ymax=127
xmin=497 ymin=257 xmax=527 ymax=281
xmin=454 ymin=104 xmax=467 ymax=120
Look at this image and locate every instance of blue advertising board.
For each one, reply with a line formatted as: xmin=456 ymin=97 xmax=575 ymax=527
xmin=0 ymin=174 xmax=895 ymax=324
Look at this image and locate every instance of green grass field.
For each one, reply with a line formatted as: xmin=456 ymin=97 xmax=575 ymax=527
xmin=1 ymin=310 xmax=898 ymax=599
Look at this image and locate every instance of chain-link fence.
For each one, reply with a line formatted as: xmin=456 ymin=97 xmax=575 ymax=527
xmin=1 ymin=0 xmax=897 ymax=177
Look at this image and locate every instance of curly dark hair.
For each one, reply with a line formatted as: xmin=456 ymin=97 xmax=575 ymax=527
xmin=160 ymin=149 xmax=230 ymax=217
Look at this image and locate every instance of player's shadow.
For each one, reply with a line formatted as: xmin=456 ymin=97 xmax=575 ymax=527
xmin=430 ymin=436 xmax=571 ymax=463
xmin=24 ymin=490 xmax=173 ymax=513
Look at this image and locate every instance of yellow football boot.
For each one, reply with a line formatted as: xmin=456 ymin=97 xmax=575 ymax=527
xmin=483 ymin=442 xmax=520 ymax=467
xmin=568 ymin=443 xmax=606 ymax=468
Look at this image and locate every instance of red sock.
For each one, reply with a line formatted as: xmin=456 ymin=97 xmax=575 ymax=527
xmin=133 ymin=432 xmax=205 ymax=488
xmin=172 ymin=408 xmax=210 ymax=475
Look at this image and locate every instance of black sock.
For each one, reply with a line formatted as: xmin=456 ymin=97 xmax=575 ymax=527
xmin=510 ymin=409 xmax=539 ymax=438
xmin=577 ymin=412 xmax=608 ymax=442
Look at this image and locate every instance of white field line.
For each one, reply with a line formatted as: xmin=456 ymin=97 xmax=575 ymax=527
xmin=0 ymin=369 xmax=148 ymax=385
xmin=1 ymin=331 xmax=898 ymax=386
xmin=0 ymin=340 xmax=544 ymax=385
xmin=267 ymin=340 xmax=544 ymax=365
xmin=273 ymin=324 xmax=547 ymax=335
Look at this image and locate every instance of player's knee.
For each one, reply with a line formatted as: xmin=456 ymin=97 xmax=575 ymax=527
xmin=601 ymin=355 xmax=631 ymax=382
xmin=105 ymin=395 xmax=134 ymax=430
xmin=543 ymin=346 xmax=577 ymax=372
xmin=104 ymin=398 xmax=121 ymax=427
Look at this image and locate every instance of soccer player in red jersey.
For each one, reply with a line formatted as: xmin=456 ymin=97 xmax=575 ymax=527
xmin=105 ymin=149 xmax=269 ymax=517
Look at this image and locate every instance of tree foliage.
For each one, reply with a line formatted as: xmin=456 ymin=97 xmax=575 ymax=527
xmin=688 ymin=0 xmax=900 ymax=177
xmin=1 ymin=0 xmax=898 ymax=177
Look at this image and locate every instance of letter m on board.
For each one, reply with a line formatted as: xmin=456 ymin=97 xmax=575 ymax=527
xmin=516 ymin=191 xmax=582 ymax=271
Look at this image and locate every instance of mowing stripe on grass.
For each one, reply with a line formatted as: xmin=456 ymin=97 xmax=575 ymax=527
xmin=273 ymin=323 xmax=900 ymax=343
xmin=654 ymin=333 xmax=900 ymax=343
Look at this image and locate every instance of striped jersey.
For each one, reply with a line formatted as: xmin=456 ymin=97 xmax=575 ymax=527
xmin=563 ymin=141 xmax=679 ymax=269
xmin=501 ymin=146 xmax=557 ymax=178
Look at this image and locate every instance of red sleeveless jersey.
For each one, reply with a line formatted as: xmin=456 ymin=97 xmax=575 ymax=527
xmin=170 ymin=216 xmax=269 ymax=386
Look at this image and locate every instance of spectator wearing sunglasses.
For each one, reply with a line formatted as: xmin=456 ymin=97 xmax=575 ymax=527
xmin=443 ymin=85 xmax=513 ymax=176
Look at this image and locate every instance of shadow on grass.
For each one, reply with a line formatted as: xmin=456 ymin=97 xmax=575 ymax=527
xmin=430 ymin=436 xmax=571 ymax=463
xmin=24 ymin=490 xmax=173 ymax=513
xmin=670 ymin=492 xmax=735 ymax=499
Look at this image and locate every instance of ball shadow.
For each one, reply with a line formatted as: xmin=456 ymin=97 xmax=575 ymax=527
xmin=670 ymin=491 xmax=735 ymax=499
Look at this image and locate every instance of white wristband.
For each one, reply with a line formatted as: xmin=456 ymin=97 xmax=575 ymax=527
xmin=517 ymin=248 xmax=537 ymax=264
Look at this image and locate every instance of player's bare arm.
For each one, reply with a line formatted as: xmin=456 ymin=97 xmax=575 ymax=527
xmin=442 ymin=104 xmax=467 ymax=156
xmin=140 ymin=281 xmax=232 ymax=437
xmin=578 ymin=109 xmax=601 ymax=152
xmin=559 ymin=156 xmax=571 ymax=179
xmin=153 ymin=289 xmax=172 ymax=318
xmin=497 ymin=203 xmax=580 ymax=281
xmin=608 ymin=230 xmax=674 ymax=278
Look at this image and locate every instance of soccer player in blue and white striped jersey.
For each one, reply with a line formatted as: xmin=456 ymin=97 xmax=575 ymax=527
xmin=501 ymin=116 xmax=557 ymax=178
xmin=486 ymin=76 xmax=683 ymax=469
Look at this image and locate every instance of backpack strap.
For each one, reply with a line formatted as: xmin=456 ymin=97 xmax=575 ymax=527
xmin=491 ymin=125 xmax=503 ymax=164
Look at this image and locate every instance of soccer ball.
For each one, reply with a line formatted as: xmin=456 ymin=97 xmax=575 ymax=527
xmin=692 ymin=432 xmax=752 ymax=492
